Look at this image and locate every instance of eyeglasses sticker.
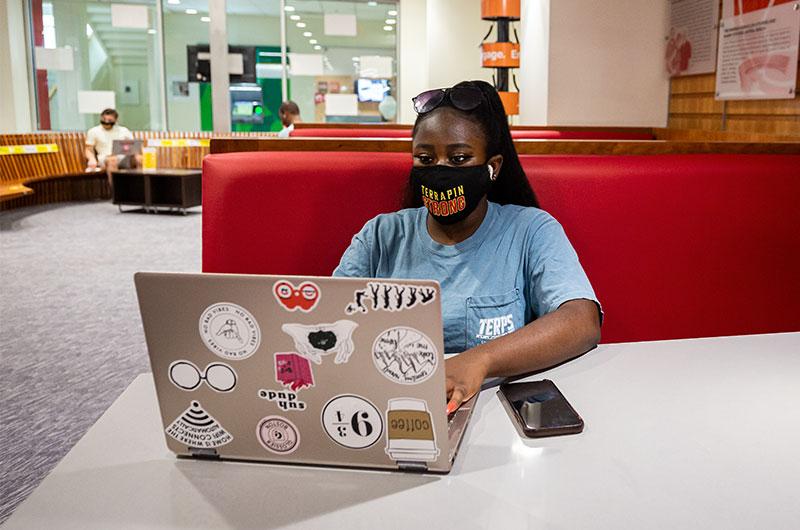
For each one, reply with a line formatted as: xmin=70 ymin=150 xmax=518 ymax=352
xmin=345 ymin=282 xmax=436 ymax=315
xmin=169 ymin=360 xmax=237 ymax=393
xmin=281 ymin=320 xmax=358 ymax=365
xmin=199 ymin=302 xmax=261 ymax=360
xmin=321 ymin=395 xmax=383 ymax=450
xmin=372 ymin=326 xmax=438 ymax=385
xmin=166 ymin=400 xmax=233 ymax=449
xmin=385 ymin=398 xmax=439 ymax=463
xmin=256 ymin=415 xmax=300 ymax=455
xmin=273 ymin=280 xmax=321 ymax=312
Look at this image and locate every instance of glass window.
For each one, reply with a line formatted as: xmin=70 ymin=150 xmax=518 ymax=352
xmin=30 ymin=0 xmax=164 ymax=131
xmin=285 ymin=0 xmax=398 ymax=124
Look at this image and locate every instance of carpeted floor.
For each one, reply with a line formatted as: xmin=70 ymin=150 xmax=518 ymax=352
xmin=0 ymin=201 xmax=202 ymax=525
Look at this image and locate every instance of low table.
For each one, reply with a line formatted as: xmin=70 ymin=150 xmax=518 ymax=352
xmin=112 ymin=169 xmax=201 ymax=215
xmin=5 ymin=333 xmax=800 ymax=529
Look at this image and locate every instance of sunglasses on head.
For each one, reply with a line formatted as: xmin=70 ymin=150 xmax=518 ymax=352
xmin=412 ymin=85 xmax=485 ymax=114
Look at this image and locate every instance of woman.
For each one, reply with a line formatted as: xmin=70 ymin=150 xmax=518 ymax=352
xmin=334 ymin=80 xmax=601 ymax=414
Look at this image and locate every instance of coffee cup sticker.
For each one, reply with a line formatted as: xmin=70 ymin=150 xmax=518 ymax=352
xmin=256 ymin=416 xmax=300 ymax=455
xmin=199 ymin=302 xmax=261 ymax=360
xmin=166 ymin=401 xmax=233 ymax=449
xmin=385 ymin=398 xmax=439 ymax=462
xmin=169 ymin=360 xmax=237 ymax=393
xmin=372 ymin=327 xmax=438 ymax=385
xmin=321 ymin=395 xmax=383 ymax=449
xmin=273 ymin=280 xmax=321 ymax=312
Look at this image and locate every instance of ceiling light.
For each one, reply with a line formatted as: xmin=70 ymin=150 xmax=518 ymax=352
xmin=303 ymin=31 xmax=312 ymax=37
xmin=200 ymin=16 xmax=210 ymax=22
xmin=309 ymin=39 xmax=317 ymax=44
xmin=290 ymin=14 xmax=300 ymax=21
xmin=284 ymin=5 xmax=295 ymax=12
xmin=368 ymin=1 xmax=377 ymax=6
xmin=167 ymin=0 xmax=180 ymax=4
xmin=313 ymin=45 xmax=321 ymax=50
xmin=383 ymin=25 xmax=393 ymax=31
xmin=296 ymin=22 xmax=306 ymax=28
xmin=185 ymin=8 xmax=197 ymax=15
xmin=388 ymin=10 xmax=397 ymax=16
xmin=385 ymin=18 xmax=396 ymax=24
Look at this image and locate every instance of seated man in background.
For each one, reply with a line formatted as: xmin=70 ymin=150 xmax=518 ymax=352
xmin=85 ymin=108 xmax=138 ymax=183
xmin=277 ymin=101 xmax=301 ymax=138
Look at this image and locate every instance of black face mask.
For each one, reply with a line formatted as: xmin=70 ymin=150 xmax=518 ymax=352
xmin=410 ymin=164 xmax=492 ymax=225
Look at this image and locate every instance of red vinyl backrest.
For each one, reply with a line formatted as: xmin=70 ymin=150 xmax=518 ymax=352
xmin=289 ymin=128 xmax=654 ymax=140
xmin=203 ymin=151 xmax=800 ymax=343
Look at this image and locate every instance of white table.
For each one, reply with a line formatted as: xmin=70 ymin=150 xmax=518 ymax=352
xmin=6 ymin=333 xmax=800 ymax=529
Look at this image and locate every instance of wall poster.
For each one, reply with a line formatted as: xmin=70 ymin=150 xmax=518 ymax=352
xmin=716 ymin=0 xmax=800 ymax=99
xmin=667 ymin=0 xmax=721 ymax=76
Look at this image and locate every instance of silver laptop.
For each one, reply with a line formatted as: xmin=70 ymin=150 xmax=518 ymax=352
xmin=134 ymin=272 xmax=476 ymax=473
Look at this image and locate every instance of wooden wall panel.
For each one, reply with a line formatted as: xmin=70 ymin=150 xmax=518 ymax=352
xmin=668 ymin=45 xmax=800 ymax=138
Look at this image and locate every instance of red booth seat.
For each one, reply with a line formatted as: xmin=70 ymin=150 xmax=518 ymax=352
xmin=202 ymin=151 xmax=800 ymax=344
xmin=290 ymin=128 xmax=654 ymax=140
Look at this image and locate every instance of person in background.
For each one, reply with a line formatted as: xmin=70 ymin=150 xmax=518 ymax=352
xmin=277 ymin=101 xmax=301 ymax=138
xmin=85 ymin=108 xmax=138 ymax=183
xmin=334 ymin=80 xmax=602 ymax=415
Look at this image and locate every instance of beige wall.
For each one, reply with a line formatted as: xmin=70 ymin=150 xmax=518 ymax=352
xmin=520 ymin=0 xmax=670 ymax=126
xmin=0 ymin=0 xmax=33 ymax=133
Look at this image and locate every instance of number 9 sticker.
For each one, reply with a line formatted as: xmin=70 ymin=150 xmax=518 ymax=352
xmin=273 ymin=280 xmax=321 ymax=312
xmin=321 ymin=394 xmax=383 ymax=449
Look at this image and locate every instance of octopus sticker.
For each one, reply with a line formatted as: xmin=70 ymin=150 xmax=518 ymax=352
xmin=257 ymin=415 xmax=300 ymax=455
xmin=281 ymin=320 xmax=358 ymax=365
xmin=372 ymin=327 xmax=438 ymax=385
xmin=199 ymin=302 xmax=261 ymax=360
xmin=166 ymin=401 xmax=233 ymax=449
xmin=385 ymin=398 xmax=439 ymax=463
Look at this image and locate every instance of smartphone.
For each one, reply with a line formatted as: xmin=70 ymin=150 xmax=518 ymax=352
xmin=498 ymin=379 xmax=584 ymax=438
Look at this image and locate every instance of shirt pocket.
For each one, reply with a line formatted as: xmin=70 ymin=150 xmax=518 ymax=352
xmin=465 ymin=289 xmax=525 ymax=350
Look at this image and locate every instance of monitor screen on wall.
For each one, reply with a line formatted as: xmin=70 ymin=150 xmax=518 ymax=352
xmin=356 ymin=78 xmax=389 ymax=102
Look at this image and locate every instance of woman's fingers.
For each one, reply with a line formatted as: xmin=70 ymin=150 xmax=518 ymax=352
xmin=447 ymin=386 xmax=466 ymax=415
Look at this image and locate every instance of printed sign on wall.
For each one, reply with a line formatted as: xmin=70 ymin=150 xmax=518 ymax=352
xmin=666 ymin=0 xmax=721 ymax=76
xmin=715 ymin=0 xmax=799 ymax=99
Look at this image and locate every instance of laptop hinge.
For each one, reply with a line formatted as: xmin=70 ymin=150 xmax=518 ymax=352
xmin=397 ymin=461 xmax=428 ymax=472
xmin=188 ymin=447 xmax=220 ymax=460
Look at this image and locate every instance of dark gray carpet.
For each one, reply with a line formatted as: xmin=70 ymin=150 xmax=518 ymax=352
xmin=0 ymin=201 xmax=201 ymax=525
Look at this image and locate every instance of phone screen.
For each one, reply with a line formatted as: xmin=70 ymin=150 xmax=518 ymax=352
xmin=499 ymin=380 xmax=583 ymax=436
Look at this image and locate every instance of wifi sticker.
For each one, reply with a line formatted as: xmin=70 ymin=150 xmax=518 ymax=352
xmin=166 ymin=401 xmax=233 ymax=449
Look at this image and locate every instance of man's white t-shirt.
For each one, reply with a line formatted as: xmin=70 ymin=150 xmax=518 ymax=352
xmin=277 ymin=123 xmax=294 ymax=138
xmin=86 ymin=124 xmax=133 ymax=163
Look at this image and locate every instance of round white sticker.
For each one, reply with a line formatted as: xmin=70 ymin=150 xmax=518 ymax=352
xmin=256 ymin=416 xmax=300 ymax=454
xmin=199 ymin=302 xmax=261 ymax=360
xmin=372 ymin=326 xmax=438 ymax=385
xmin=321 ymin=395 xmax=383 ymax=449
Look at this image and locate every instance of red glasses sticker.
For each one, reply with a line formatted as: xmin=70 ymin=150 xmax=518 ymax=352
xmin=273 ymin=280 xmax=321 ymax=312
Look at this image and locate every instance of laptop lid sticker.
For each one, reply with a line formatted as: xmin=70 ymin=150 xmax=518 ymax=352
xmin=346 ymin=282 xmax=437 ymax=315
xmin=373 ymin=327 xmax=439 ymax=385
xmin=273 ymin=280 xmax=321 ymax=312
xmin=166 ymin=401 xmax=234 ymax=449
xmin=199 ymin=302 xmax=261 ymax=360
xmin=281 ymin=320 xmax=358 ymax=364
xmin=321 ymin=395 xmax=383 ymax=450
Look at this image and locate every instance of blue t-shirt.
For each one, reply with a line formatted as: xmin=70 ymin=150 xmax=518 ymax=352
xmin=333 ymin=202 xmax=600 ymax=354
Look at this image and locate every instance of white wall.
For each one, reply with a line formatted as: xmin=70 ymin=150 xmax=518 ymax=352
xmin=529 ymin=0 xmax=670 ymax=126
xmin=519 ymin=0 xmax=550 ymax=125
xmin=0 ymin=0 xmax=33 ymax=133
xmin=398 ymin=0 xmax=494 ymax=124
xmin=398 ymin=0 xmax=427 ymax=124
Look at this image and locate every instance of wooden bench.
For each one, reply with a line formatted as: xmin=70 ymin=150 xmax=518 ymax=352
xmin=0 ymin=131 xmax=273 ymax=210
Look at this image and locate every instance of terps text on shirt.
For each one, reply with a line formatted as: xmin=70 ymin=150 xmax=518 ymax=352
xmin=420 ymin=184 xmax=466 ymax=217
xmin=476 ymin=313 xmax=515 ymax=342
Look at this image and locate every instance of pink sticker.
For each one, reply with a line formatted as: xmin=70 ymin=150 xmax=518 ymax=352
xmin=275 ymin=352 xmax=315 ymax=392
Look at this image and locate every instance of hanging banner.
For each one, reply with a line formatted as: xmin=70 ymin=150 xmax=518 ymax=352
xmin=715 ymin=1 xmax=799 ymax=100
xmin=666 ymin=0 xmax=721 ymax=76
xmin=722 ymin=0 xmax=796 ymax=17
